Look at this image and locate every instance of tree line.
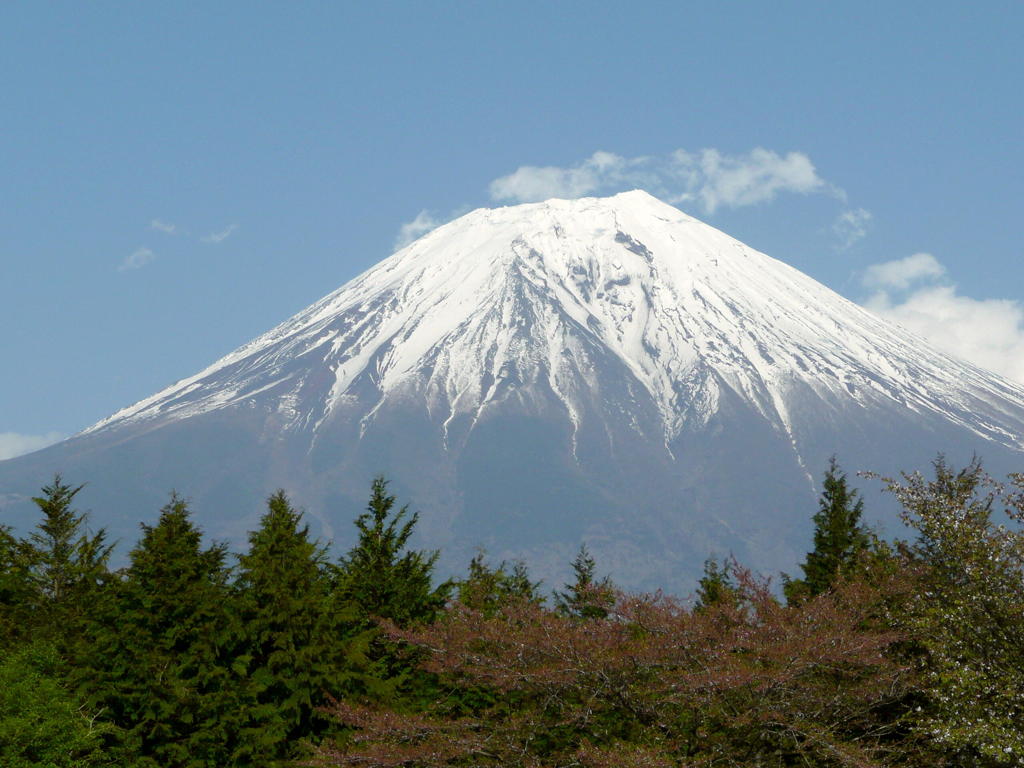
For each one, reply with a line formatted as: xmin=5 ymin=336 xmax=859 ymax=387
xmin=2 ymin=457 xmax=1023 ymax=766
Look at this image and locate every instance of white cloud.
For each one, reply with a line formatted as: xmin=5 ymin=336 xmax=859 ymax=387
xmin=0 ymin=431 xmax=65 ymax=461
xmin=201 ymin=224 xmax=238 ymax=244
xmin=118 ymin=247 xmax=156 ymax=271
xmin=833 ymin=208 xmax=873 ymax=249
xmin=863 ymin=255 xmax=1024 ymax=384
xmin=395 ymin=210 xmax=442 ymax=249
xmin=488 ymin=147 xmax=834 ymax=214
xmin=863 ymin=252 xmax=945 ymax=290
xmin=488 ymin=151 xmax=638 ymax=204
xmin=678 ymin=148 xmax=829 ymax=213
xmin=150 ymin=219 xmax=176 ymax=234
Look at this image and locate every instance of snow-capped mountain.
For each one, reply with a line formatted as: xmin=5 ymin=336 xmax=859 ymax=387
xmin=4 ymin=191 xmax=1024 ymax=590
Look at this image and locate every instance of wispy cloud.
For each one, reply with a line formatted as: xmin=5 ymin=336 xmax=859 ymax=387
xmin=833 ymin=208 xmax=873 ymax=250
xmin=395 ymin=210 xmax=442 ymax=249
xmin=201 ymin=224 xmax=238 ymax=244
xmin=673 ymin=148 xmax=833 ymax=213
xmin=150 ymin=219 xmax=177 ymax=234
xmin=0 ymin=431 xmax=65 ymax=461
xmin=863 ymin=252 xmax=945 ymax=290
xmin=489 ymin=147 xmax=837 ymax=214
xmin=489 ymin=151 xmax=636 ymax=205
xmin=863 ymin=254 xmax=1024 ymax=383
xmin=118 ymin=247 xmax=156 ymax=271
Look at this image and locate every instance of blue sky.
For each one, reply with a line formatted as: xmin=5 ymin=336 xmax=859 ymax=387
xmin=2 ymin=1 xmax=1022 ymax=458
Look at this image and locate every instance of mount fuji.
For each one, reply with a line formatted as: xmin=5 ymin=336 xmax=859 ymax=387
xmin=4 ymin=190 xmax=1024 ymax=590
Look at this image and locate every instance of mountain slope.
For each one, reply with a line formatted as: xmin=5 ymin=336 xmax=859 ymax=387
xmin=4 ymin=191 xmax=1024 ymax=590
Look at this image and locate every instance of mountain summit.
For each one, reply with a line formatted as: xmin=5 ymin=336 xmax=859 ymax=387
xmin=4 ymin=191 xmax=1024 ymax=589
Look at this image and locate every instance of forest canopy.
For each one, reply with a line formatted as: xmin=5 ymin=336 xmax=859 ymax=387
xmin=1 ymin=459 xmax=1023 ymax=767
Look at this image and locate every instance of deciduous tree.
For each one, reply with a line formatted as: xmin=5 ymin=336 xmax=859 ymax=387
xmin=317 ymin=568 xmax=912 ymax=767
xmin=875 ymin=457 xmax=1024 ymax=764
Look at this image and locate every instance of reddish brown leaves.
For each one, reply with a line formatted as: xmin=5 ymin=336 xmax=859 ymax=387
xmin=315 ymin=568 xmax=914 ymax=767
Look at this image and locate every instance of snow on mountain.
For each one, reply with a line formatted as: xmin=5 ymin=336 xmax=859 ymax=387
xmin=5 ymin=190 xmax=1024 ymax=590
xmin=86 ymin=189 xmax=1024 ymax=454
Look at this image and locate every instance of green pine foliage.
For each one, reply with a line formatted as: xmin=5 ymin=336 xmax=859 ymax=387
xmin=336 ymin=476 xmax=450 ymax=627
xmin=457 ymin=549 xmax=544 ymax=615
xmin=232 ymin=490 xmax=371 ymax=766
xmin=0 ymin=524 xmax=32 ymax=646
xmin=4 ymin=465 xmax=1022 ymax=766
xmin=554 ymin=544 xmax=614 ymax=620
xmin=78 ymin=494 xmax=236 ymax=768
xmin=333 ymin=477 xmax=451 ymax=710
xmin=694 ymin=556 xmax=738 ymax=612
xmin=22 ymin=475 xmax=112 ymax=647
xmin=0 ymin=640 xmax=123 ymax=768
xmin=785 ymin=456 xmax=870 ymax=603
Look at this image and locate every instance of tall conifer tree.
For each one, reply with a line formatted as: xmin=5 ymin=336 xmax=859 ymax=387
xmin=336 ymin=477 xmax=449 ymax=627
xmin=0 ymin=525 xmax=32 ymax=647
xmin=80 ymin=494 xmax=234 ymax=767
xmin=23 ymin=476 xmax=111 ymax=648
xmin=786 ymin=456 xmax=869 ymax=602
xmin=233 ymin=491 xmax=367 ymax=766
xmin=554 ymin=544 xmax=614 ymax=620
xmin=0 ymin=641 xmax=123 ymax=768
xmin=694 ymin=557 xmax=738 ymax=612
xmin=458 ymin=550 xmax=543 ymax=615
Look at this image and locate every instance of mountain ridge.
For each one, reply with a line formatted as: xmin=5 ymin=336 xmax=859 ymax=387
xmin=4 ymin=190 xmax=1024 ymax=590
xmin=83 ymin=189 xmax=1024 ymax=456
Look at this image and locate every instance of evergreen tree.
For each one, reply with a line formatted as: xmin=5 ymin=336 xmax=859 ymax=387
xmin=457 ymin=549 xmax=543 ymax=615
xmin=336 ymin=476 xmax=450 ymax=627
xmin=554 ymin=544 xmax=614 ymax=620
xmin=23 ymin=475 xmax=112 ymax=648
xmin=694 ymin=557 xmax=738 ymax=612
xmin=785 ymin=456 xmax=869 ymax=602
xmin=0 ymin=525 xmax=32 ymax=647
xmin=233 ymin=490 xmax=369 ymax=766
xmin=79 ymin=494 xmax=235 ymax=768
xmin=0 ymin=640 xmax=124 ymax=768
